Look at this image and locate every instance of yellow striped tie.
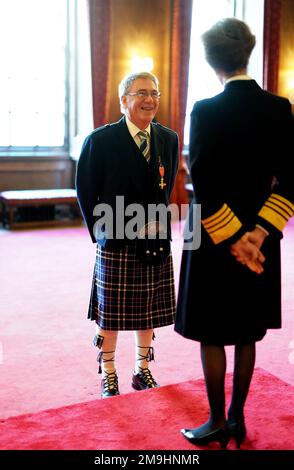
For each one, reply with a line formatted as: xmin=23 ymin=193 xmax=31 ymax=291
xmin=137 ymin=131 xmax=150 ymax=162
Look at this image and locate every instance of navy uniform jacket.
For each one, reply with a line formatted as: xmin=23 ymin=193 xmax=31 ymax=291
xmin=76 ymin=117 xmax=179 ymax=247
xmin=175 ymin=80 xmax=294 ymax=345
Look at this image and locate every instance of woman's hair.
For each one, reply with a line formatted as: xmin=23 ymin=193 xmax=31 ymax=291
xmin=201 ymin=18 xmax=256 ymax=74
xmin=118 ymin=72 xmax=159 ymax=99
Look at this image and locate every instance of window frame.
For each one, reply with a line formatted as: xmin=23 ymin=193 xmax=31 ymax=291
xmin=184 ymin=0 xmax=264 ymax=149
xmin=0 ymin=0 xmax=70 ymax=157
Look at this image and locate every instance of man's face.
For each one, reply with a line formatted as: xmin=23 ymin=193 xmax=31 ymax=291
xmin=121 ymin=78 xmax=160 ymax=129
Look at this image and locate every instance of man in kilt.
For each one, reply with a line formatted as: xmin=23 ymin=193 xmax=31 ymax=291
xmin=76 ymin=72 xmax=179 ymax=397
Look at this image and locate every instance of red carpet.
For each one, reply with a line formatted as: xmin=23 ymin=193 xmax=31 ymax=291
xmin=0 ymin=368 xmax=293 ymax=450
xmin=0 ymin=221 xmax=293 ymax=456
xmin=0 ymin=221 xmax=293 ymax=421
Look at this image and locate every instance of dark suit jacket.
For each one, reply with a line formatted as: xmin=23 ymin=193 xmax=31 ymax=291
xmin=76 ymin=117 xmax=179 ymax=246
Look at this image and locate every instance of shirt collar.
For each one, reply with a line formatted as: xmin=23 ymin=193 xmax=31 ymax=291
xmin=225 ymin=74 xmax=252 ymax=84
xmin=125 ymin=118 xmax=151 ymax=139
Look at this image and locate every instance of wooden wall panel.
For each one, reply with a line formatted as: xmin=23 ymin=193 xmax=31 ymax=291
xmin=0 ymin=157 xmax=74 ymax=191
xmin=107 ymin=0 xmax=172 ymax=126
xmin=278 ymin=0 xmax=294 ymax=111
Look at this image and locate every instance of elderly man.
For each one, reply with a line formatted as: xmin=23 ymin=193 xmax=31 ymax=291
xmin=76 ymin=72 xmax=179 ymax=398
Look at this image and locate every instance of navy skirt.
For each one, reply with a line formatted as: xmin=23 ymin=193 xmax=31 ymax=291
xmin=88 ymin=244 xmax=176 ymax=330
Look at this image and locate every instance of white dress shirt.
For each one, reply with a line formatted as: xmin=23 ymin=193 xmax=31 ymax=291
xmin=125 ymin=118 xmax=151 ymax=149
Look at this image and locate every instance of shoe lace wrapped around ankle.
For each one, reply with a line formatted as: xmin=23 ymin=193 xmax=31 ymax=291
xmin=137 ymin=346 xmax=155 ymax=363
xmin=139 ymin=368 xmax=157 ymax=387
xmin=97 ymin=350 xmax=115 ymax=374
xmin=102 ymin=371 xmax=118 ymax=391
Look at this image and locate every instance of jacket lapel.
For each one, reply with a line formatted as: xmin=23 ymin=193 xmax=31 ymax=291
xmin=150 ymin=122 xmax=165 ymax=166
xmin=150 ymin=123 xmax=171 ymax=203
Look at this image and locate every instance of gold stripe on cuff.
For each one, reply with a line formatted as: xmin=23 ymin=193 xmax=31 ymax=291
xmin=258 ymin=206 xmax=288 ymax=232
xmin=202 ymin=203 xmax=242 ymax=244
xmin=269 ymin=194 xmax=294 ymax=218
xmin=258 ymin=193 xmax=294 ymax=232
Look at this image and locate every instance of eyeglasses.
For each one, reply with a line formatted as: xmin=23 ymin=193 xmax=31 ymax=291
xmin=125 ymin=90 xmax=161 ymax=99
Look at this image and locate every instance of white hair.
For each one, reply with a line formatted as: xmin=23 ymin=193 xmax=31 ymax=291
xmin=118 ymin=72 xmax=159 ymax=114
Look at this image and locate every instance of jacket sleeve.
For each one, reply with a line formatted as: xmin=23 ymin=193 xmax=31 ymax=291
xmin=75 ymin=134 xmax=101 ymax=243
xmin=256 ymin=100 xmax=294 ymax=237
xmin=169 ymin=133 xmax=180 ymax=197
xmin=189 ymin=102 xmax=246 ymax=245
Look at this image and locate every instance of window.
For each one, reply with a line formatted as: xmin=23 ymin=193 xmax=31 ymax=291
xmin=0 ymin=0 xmax=69 ymax=153
xmin=184 ymin=0 xmax=264 ymax=145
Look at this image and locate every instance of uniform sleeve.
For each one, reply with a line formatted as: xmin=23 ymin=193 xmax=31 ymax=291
xmin=189 ymin=102 xmax=245 ymax=245
xmin=256 ymin=101 xmax=294 ymax=236
xmin=75 ymin=135 xmax=101 ymax=243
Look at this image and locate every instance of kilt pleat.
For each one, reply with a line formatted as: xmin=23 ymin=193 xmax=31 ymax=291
xmin=88 ymin=244 xmax=176 ymax=330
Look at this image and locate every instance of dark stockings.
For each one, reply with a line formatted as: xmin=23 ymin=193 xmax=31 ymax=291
xmin=228 ymin=343 xmax=256 ymax=424
xmin=200 ymin=344 xmax=227 ymax=429
xmin=200 ymin=342 xmax=256 ymax=431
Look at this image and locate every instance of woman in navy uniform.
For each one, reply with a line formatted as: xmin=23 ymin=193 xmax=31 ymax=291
xmin=175 ymin=18 xmax=294 ymax=448
xmin=76 ymin=72 xmax=179 ymax=398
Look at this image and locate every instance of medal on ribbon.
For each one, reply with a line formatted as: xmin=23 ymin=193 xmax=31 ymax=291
xmin=159 ymin=164 xmax=166 ymax=189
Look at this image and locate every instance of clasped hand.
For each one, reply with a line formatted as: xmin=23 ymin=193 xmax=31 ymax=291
xmin=230 ymin=227 xmax=267 ymax=274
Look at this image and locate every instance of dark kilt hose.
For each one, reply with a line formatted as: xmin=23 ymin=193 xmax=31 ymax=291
xmin=89 ymin=244 xmax=176 ymax=330
xmin=76 ymin=117 xmax=179 ymax=330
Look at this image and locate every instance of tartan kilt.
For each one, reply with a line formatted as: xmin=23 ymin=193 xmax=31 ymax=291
xmin=88 ymin=244 xmax=176 ymax=330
